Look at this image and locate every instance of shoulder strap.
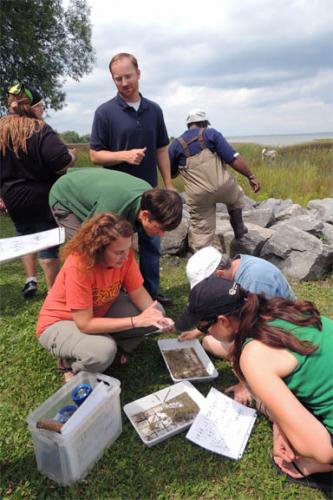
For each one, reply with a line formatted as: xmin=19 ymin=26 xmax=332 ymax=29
xmin=197 ymin=128 xmax=207 ymax=150
xmin=176 ymin=128 xmax=207 ymax=158
xmin=177 ymin=136 xmax=191 ymax=158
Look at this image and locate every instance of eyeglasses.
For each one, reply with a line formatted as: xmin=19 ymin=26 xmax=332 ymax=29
xmin=197 ymin=317 xmax=218 ymax=334
xmin=7 ymin=82 xmax=33 ymax=103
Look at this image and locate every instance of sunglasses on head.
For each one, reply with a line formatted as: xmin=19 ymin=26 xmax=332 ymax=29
xmin=7 ymin=82 xmax=33 ymax=103
xmin=197 ymin=316 xmax=218 ymax=334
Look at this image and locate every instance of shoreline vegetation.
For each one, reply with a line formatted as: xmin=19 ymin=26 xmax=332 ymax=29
xmin=0 ymin=139 xmax=332 ymax=499
xmin=71 ymin=139 xmax=333 ymax=206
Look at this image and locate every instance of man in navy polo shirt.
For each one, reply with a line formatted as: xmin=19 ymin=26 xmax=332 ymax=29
xmin=169 ymin=109 xmax=260 ymax=251
xmin=90 ymin=53 xmax=175 ymax=306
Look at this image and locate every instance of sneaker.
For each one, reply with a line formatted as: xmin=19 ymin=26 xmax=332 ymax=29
xmin=22 ymin=280 xmax=37 ymax=299
xmin=154 ymin=293 xmax=174 ymax=307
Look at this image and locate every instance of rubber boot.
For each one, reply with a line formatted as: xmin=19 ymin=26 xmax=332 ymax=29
xmin=228 ymin=208 xmax=248 ymax=239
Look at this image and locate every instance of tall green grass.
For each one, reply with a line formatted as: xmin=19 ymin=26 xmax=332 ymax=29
xmin=234 ymin=141 xmax=333 ymax=205
xmin=68 ymin=140 xmax=333 ymax=206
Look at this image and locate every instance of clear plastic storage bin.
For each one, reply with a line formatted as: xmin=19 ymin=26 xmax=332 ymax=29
xmin=27 ymin=372 xmax=122 ymax=486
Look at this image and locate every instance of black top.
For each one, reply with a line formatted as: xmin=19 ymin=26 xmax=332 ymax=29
xmin=0 ymin=122 xmax=71 ymax=223
xmin=90 ymin=93 xmax=169 ymax=187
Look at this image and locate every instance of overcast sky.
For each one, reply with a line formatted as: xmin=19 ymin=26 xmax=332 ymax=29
xmin=47 ymin=0 xmax=333 ymax=138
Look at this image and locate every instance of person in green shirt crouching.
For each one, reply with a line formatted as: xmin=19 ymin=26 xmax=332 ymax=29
xmin=176 ymin=276 xmax=333 ymax=493
xmin=49 ymin=168 xmax=183 ymax=306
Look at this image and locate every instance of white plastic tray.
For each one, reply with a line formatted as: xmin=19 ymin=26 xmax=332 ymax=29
xmin=123 ymin=381 xmax=206 ymax=447
xmin=158 ymin=338 xmax=218 ymax=382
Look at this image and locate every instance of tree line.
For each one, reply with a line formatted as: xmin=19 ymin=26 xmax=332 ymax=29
xmin=58 ymin=130 xmax=91 ymax=144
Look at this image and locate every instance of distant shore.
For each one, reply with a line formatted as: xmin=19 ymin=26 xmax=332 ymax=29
xmin=227 ymin=132 xmax=333 ymax=147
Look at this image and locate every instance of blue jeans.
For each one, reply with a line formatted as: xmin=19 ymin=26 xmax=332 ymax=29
xmin=137 ymin=228 xmax=160 ymax=298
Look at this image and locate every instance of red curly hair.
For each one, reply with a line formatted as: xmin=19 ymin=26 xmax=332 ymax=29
xmin=61 ymin=212 xmax=134 ymax=268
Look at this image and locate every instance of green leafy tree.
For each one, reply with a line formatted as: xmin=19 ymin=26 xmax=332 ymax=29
xmin=0 ymin=0 xmax=95 ymax=113
xmin=79 ymin=133 xmax=91 ymax=143
xmin=59 ymin=130 xmax=81 ymax=143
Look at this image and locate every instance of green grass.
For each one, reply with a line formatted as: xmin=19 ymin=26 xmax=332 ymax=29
xmin=1 ymin=141 xmax=332 ymax=499
xmin=71 ymin=140 xmax=333 ymax=206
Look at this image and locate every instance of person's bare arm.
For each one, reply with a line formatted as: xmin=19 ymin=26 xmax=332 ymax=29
xmin=89 ymin=147 xmax=147 ymax=166
xmin=128 ymin=286 xmax=154 ymax=311
xmin=72 ymin=300 xmax=165 ymax=334
xmin=178 ymin=328 xmax=202 ymax=341
xmin=156 ymin=146 xmax=175 ymax=189
xmin=240 ymin=341 xmax=333 ymax=463
xmin=229 ymin=156 xmax=260 ymax=193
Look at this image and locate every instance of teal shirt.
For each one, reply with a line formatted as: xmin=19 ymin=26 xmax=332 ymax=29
xmin=235 ymin=255 xmax=296 ymax=300
xmin=270 ymin=316 xmax=333 ymax=433
xmin=49 ymin=167 xmax=151 ymax=224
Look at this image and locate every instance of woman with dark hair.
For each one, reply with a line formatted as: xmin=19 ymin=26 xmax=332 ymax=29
xmin=0 ymin=82 xmax=76 ymax=298
xmin=176 ymin=276 xmax=333 ymax=491
xmin=36 ymin=212 xmax=172 ymax=381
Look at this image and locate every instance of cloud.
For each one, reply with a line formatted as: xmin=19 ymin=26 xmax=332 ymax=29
xmin=47 ymin=0 xmax=333 ymax=137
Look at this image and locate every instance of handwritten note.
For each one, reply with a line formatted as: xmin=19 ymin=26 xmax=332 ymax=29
xmin=0 ymin=228 xmax=65 ymax=263
xmin=186 ymin=387 xmax=257 ymax=459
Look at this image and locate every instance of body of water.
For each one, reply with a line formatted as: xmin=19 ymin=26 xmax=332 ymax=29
xmin=226 ymin=132 xmax=333 ymax=147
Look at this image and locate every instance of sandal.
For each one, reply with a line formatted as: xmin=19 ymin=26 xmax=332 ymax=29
xmin=56 ymin=358 xmax=75 ymax=382
xmin=272 ymin=457 xmax=333 ymax=492
xmin=114 ymin=349 xmax=130 ymax=366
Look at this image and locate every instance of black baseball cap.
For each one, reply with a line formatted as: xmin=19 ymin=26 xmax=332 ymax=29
xmin=175 ymin=276 xmax=245 ymax=331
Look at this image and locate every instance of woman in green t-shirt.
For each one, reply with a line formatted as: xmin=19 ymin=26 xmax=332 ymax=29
xmin=176 ymin=275 xmax=333 ymax=491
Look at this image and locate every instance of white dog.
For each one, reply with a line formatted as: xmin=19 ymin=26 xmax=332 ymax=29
xmin=262 ymin=148 xmax=277 ymax=160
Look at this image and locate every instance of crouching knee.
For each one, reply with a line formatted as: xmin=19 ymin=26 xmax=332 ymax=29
xmin=73 ymin=336 xmax=117 ymax=373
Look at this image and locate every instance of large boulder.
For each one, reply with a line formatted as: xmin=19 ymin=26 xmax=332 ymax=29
xmin=160 ymin=208 xmax=189 ymax=255
xmin=273 ymin=204 xmax=308 ymax=223
xmin=270 ymin=214 xmax=324 ymax=238
xmin=307 ymin=198 xmax=333 ymax=224
xmin=230 ymin=224 xmax=274 ymax=257
xmin=242 ymin=208 xmax=274 ymax=228
xmin=215 ymin=220 xmax=273 ymax=256
xmin=258 ymin=198 xmax=293 ymax=224
xmin=260 ymin=225 xmax=333 ymax=280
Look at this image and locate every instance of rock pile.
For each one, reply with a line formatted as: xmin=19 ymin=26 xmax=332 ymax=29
xmin=161 ymin=197 xmax=333 ymax=281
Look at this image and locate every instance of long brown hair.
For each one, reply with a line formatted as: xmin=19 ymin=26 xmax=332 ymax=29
xmin=0 ymin=93 xmax=44 ymax=158
xmin=231 ymin=293 xmax=321 ymax=380
xmin=61 ymin=212 xmax=134 ymax=268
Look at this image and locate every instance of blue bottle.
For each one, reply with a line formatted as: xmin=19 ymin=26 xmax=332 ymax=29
xmin=54 ymin=405 xmax=77 ymax=424
xmin=71 ymin=383 xmax=93 ymax=406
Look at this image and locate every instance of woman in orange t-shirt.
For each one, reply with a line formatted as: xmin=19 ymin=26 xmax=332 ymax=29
xmin=37 ymin=212 xmax=170 ymax=381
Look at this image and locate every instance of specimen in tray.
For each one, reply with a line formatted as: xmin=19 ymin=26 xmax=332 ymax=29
xmin=162 ymin=347 xmax=209 ymax=378
xmin=132 ymin=392 xmax=200 ymax=441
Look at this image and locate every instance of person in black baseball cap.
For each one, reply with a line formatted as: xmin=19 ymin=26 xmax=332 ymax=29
xmin=176 ymin=275 xmax=246 ymax=334
xmin=176 ymin=275 xmax=333 ymax=491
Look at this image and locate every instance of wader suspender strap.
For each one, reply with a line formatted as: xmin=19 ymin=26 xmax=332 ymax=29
xmin=176 ymin=128 xmax=207 ymax=158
